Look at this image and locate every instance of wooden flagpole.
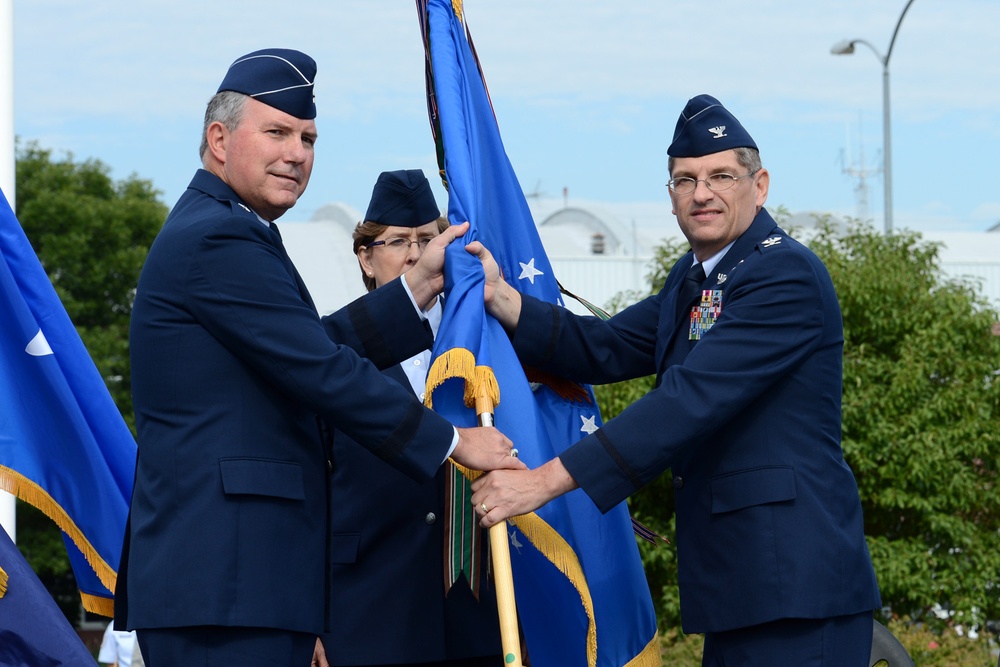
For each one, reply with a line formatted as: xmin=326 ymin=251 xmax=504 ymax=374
xmin=475 ymin=386 xmax=523 ymax=667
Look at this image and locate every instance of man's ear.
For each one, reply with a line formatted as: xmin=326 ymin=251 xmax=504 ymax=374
xmin=205 ymin=121 xmax=228 ymax=165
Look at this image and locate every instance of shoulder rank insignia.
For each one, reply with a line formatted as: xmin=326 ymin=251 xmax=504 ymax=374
xmin=238 ymin=203 xmax=252 ymax=214
xmin=761 ymin=236 xmax=782 ymax=248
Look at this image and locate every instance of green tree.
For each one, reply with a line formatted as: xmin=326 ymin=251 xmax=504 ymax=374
xmin=14 ymin=141 xmax=167 ymax=432
xmin=811 ymin=221 xmax=1000 ymax=632
xmin=596 ymin=217 xmax=1000 ymax=637
xmin=13 ymin=141 xmax=167 ymax=622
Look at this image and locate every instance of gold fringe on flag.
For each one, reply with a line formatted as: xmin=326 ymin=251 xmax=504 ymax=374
xmin=451 ymin=460 xmax=662 ymax=667
xmin=624 ymin=636 xmax=663 ymax=667
xmin=506 ymin=512 xmax=598 ymax=666
xmin=0 ymin=465 xmax=117 ymax=613
xmin=425 ymin=348 xmax=500 ymax=411
xmin=81 ymin=590 xmax=116 ymax=618
xmin=0 ymin=564 xmax=7 ymax=597
xmin=433 ymin=355 xmax=657 ymax=665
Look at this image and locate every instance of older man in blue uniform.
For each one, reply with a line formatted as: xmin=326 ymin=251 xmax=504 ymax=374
xmin=116 ymin=49 xmax=521 ymax=667
xmin=469 ymin=95 xmax=881 ymax=666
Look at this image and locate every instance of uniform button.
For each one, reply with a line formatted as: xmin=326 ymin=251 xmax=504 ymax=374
xmin=425 ymin=512 xmax=437 ymax=525
xmin=326 ymin=460 xmax=333 ymax=472
xmin=673 ymin=476 xmax=684 ymax=489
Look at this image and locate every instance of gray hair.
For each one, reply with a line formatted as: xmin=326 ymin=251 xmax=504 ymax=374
xmin=668 ymin=147 xmax=762 ymax=176
xmin=199 ymin=91 xmax=250 ymax=161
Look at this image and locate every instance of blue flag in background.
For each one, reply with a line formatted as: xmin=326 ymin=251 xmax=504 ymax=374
xmin=0 ymin=524 xmax=95 ymax=665
xmin=0 ymin=187 xmax=135 ymax=617
xmin=418 ymin=2 xmax=659 ymax=665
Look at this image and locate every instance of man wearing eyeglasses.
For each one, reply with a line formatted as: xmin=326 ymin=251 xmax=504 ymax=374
xmin=467 ymin=94 xmax=882 ymax=666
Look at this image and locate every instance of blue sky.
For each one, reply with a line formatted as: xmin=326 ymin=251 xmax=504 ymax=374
xmin=11 ymin=0 xmax=1000 ymax=233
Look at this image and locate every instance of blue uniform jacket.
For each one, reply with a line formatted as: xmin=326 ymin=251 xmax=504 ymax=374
xmin=322 ymin=363 xmax=501 ymax=665
xmin=512 ymin=209 xmax=880 ymax=633
xmin=119 ymin=170 xmax=455 ymax=635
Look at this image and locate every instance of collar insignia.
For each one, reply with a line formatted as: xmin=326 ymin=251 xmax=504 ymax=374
xmin=716 ymin=273 xmax=727 ymax=284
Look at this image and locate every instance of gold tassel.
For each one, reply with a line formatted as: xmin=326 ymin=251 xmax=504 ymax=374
xmin=81 ymin=590 xmax=116 ymax=618
xmin=424 ymin=348 xmax=502 ymax=411
xmin=451 ymin=0 xmax=464 ymax=23
xmin=425 ymin=348 xmax=477 ymax=409
xmin=467 ymin=366 xmax=500 ymax=410
xmin=0 ymin=467 xmax=117 ymax=594
xmin=0 ymin=564 xmax=7 ymax=597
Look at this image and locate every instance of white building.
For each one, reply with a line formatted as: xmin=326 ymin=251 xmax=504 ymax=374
xmin=280 ymin=200 xmax=1000 ymax=318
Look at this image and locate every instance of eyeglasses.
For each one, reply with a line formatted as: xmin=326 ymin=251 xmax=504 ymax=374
xmin=666 ymin=169 xmax=759 ymax=195
xmin=367 ymin=237 xmax=433 ymax=253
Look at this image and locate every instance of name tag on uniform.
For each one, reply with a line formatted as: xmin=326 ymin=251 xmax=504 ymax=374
xmin=689 ymin=289 xmax=722 ymax=340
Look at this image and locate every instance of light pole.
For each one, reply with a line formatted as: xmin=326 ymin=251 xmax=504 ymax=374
xmin=831 ymin=0 xmax=916 ymax=233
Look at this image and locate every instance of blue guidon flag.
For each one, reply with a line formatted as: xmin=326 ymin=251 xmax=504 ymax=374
xmin=0 ymin=186 xmax=136 ymax=617
xmin=416 ymin=2 xmax=660 ymax=665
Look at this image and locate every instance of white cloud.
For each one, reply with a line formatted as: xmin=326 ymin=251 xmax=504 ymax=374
xmin=9 ymin=0 xmax=1000 ymax=231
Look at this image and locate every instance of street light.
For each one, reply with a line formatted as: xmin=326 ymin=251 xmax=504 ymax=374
xmin=831 ymin=0 xmax=916 ymax=233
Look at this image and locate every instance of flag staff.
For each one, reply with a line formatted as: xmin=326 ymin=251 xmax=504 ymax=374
xmin=475 ymin=386 xmax=523 ymax=667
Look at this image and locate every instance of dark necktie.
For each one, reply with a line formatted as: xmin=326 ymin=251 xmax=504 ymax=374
xmin=676 ymin=261 xmax=706 ymax=322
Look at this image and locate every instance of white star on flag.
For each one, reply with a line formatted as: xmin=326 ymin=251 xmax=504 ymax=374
xmin=580 ymin=414 xmax=598 ymax=434
xmin=518 ymin=257 xmax=544 ymax=284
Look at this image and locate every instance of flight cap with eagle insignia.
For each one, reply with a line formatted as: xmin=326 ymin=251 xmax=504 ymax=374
xmin=667 ymin=94 xmax=757 ymax=157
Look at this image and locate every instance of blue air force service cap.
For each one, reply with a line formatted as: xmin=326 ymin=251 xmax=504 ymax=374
xmin=217 ymin=48 xmax=317 ymax=120
xmin=667 ymin=94 xmax=757 ymax=157
xmin=364 ymin=170 xmax=441 ymax=227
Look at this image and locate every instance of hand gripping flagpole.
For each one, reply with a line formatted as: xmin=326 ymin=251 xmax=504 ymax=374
xmin=475 ymin=385 xmax=523 ymax=667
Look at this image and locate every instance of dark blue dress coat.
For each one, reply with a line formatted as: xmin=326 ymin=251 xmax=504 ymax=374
xmin=321 ymin=361 xmax=501 ymax=665
xmin=118 ymin=170 xmax=456 ymax=636
xmin=511 ymin=209 xmax=881 ymax=634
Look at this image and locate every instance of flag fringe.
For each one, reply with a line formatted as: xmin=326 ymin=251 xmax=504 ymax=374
xmin=0 ymin=564 xmax=7 ymax=597
xmin=469 ymin=365 xmax=500 ymax=410
xmin=508 ymin=512 xmax=598 ymax=667
xmin=424 ymin=348 xmax=500 ymax=410
xmin=425 ymin=347 xmax=474 ymax=409
xmin=624 ymin=635 xmax=663 ymax=667
xmin=448 ymin=460 xmax=597 ymax=666
xmin=80 ymin=590 xmax=116 ymax=618
xmin=449 ymin=457 xmax=659 ymax=666
xmin=0 ymin=466 xmax=117 ymax=606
